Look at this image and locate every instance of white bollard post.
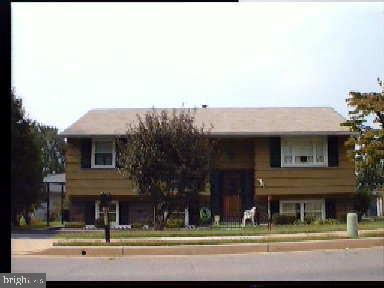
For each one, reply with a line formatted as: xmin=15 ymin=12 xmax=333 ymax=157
xmin=184 ymin=208 xmax=189 ymax=227
xmin=347 ymin=213 xmax=358 ymax=238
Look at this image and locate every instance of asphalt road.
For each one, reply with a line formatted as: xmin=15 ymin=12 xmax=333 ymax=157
xmin=12 ymin=247 xmax=384 ymax=281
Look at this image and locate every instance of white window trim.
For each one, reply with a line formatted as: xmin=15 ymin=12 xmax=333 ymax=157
xmin=281 ymin=136 xmax=328 ymax=168
xmin=95 ymin=200 xmax=119 ymax=226
xmin=91 ymin=138 xmax=116 ymax=169
xmin=279 ymin=199 xmax=325 ymax=221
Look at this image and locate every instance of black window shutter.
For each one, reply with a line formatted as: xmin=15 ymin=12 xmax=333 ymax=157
xmin=269 ymin=137 xmax=281 ymax=168
xmin=210 ymin=171 xmax=222 ymax=216
xmin=84 ymin=201 xmax=95 ymax=225
xmin=241 ymin=170 xmax=254 ymax=211
xmin=81 ymin=138 xmax=92 ymax=168
xmin=115 ymin=137 xmax=128 ymax=169
xmin=270 ymin=200 xmax=279 ymax=216
xmin=328 ymin=136 xmax=339 ymax=167
xmin=325 ymin=199 xmax=336 ymax=219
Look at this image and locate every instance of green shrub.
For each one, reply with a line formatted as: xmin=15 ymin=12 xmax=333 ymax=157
xmin=293 ymin=219 xmax=304 ymax=225
xmin=272 ymin=214 xmax=296 ymax=225
xmin=64 ymin=222 xmax=85 ymax=229
xmin=361 ymin=217 xmax=375 ymax=222
xmin=373 ymin=216 xmax=384 ymax=222
xmin=131 ymin=223 xmax=144 ymax=229
xmin=165 ymin=218 xmax=184 ymax=228
xmin=303 ymin=215 xmax=316 ymax=225
xmin=313 ymin=219 xmax=338 ymax=225
xmin=337 ymin=213 xmax=348 ymax=223
xmin=19 ymin=216 xmax=26 ymax=226
xmin=94 ymin=218 xmax=105 ymax=228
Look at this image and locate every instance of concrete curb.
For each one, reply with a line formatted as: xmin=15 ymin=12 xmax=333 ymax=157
xmin=34 ymin=237 xmax=384 ymax=257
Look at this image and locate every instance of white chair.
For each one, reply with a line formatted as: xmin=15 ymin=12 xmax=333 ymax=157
xmin=242 ymin=206 xmax=256 ymax=227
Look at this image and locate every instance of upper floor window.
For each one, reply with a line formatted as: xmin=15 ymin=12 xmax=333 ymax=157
xmin=91 ymin=139 xmax=115 ymax=168
xmin=281 ymin=136 xmax=328 ymax=167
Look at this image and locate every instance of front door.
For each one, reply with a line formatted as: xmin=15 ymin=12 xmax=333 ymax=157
xmin=222 ymin=171 xmax=242 ymax=221
xmin=223 ymin=195 xmax=241 ymax=218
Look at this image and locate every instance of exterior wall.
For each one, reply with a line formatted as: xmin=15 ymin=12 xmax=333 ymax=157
xmin=66 ymin=139 xmax=136 ymax=197
xmin=66 ymin=138 xmax=254 ymax=198
xmin=334 ymin=198 xmax=355 ymax=219
xmin=68 ymin=195 xmax=210 ymax=225
xmin=66 ymin=135 xmax=355 ymax=223
xmin=213 ymin=138 xmax=254 ymax=170
xmin=255 ymin=194 xmax=354 ymax=221
xmin=254 ymin=136 xmax=355 ymax=197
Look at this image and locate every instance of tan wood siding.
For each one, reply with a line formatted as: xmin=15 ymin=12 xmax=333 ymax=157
xmin=66 ymin=136 xmax=355 ymax=198
xmin=213 ymin=139 xmax=254 ymax=170
xmin=66 ymin=138 xmax=212 ymax=197
xmin=66 ymin=139 xmax=137 ymax=197
xmin=254 ymin=136 xmax=355 ymax=196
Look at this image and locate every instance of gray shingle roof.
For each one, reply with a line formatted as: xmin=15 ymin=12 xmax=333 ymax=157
xmin=61 ymin=107 xmax=351 ymax=137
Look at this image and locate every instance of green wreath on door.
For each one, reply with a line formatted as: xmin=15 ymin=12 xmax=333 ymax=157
xmin=199 ymin=207 xmax=212 ymax=224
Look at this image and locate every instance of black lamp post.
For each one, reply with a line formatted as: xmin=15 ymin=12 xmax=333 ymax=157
xmin=99 ymin=192 xmax=112 ymax=243
xmin=46 ymin=182 xmax=50 ymax=227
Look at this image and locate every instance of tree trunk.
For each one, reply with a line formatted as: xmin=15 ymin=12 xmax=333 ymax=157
xmin=11 ymin=209 xmax=20 ymax=227
xmin=23 ymin=210 xmax=31 ymax=225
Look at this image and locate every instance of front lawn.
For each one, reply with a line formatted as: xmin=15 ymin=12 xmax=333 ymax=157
xmin=13 ymin=221 xmax=64 ymax=231
xmin=53 ymin=235 xmax=352 ymax=246
xmin=55 ymin=219 xmax=384 ymax=239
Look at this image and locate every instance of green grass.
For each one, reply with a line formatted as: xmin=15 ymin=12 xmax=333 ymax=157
xmin=55 ymin=220 xmax=384 ymax=239
xmin=360 ymin=230 xmax=384 ymax=237
xmin=53 ymin=235 xmax=350 ymax=246
xmin=13 ymin=221 xmax=64 ymax=231
xmin=53 ymin=231 xmax=384 ymax=247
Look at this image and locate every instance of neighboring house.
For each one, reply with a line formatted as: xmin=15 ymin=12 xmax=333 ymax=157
xmin=32 ymin=173 xmax=66 ymax=222
xmin=61 ymin=107 xmax=356 ymax=226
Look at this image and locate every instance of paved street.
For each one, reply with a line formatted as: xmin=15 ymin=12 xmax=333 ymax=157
xmin=12 ymin=247 xmax=384 ymax=281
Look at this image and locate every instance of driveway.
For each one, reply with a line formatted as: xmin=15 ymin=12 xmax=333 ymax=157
xmin=12 ymin=232 xmax=56 ymax=255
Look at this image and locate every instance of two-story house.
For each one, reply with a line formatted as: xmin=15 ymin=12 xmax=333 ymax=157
xmin=61 ymin=107 xmax=355 ymax=226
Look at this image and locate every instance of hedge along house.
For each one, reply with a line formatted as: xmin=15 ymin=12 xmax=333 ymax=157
xmin=61 ymin=107 xmax=355 ymax=227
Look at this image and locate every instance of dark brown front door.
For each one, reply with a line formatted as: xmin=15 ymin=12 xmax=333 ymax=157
xmin=222 ymin=171 xmax=242 ymax=219
xmin=223 ymin=195 xmax=241 ymax=218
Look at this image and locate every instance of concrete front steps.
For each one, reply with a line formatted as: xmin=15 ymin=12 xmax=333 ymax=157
xmin=35 ymin=237 xmax=384 ymax=257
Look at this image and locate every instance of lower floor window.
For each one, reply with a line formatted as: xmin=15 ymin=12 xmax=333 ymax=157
xmin=280 ymin=199 xmax=325 ymax=221
xmin=304 ymin=201 xmax=323 ymax=219
xmin=95 ymin=200 xmax=119 ymax=225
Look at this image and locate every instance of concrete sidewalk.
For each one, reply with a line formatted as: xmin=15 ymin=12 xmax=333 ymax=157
xmin=33 ymin=237 xmax=384 ymax=256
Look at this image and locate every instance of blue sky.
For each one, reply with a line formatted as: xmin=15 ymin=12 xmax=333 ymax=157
xmin=12 ymin=2 xmax=384 ymax=132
